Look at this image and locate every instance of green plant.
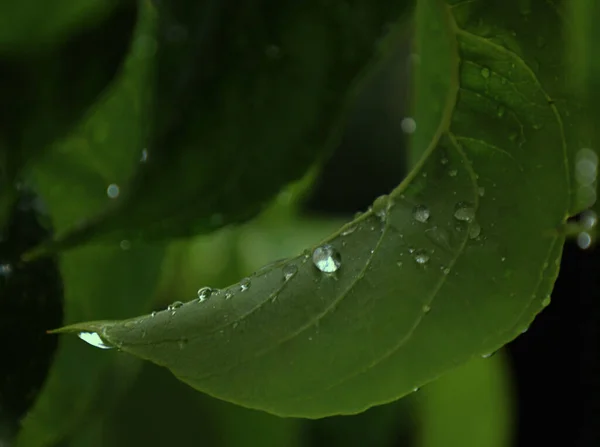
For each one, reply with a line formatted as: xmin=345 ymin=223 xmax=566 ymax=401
xmin=0 ymin=0 xmax=597 ymax=446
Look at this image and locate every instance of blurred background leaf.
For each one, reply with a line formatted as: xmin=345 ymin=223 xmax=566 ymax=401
xmin=33 ymin=0 xmax=414 ymax=255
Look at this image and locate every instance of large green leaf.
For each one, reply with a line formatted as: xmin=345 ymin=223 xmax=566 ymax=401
xmin=53 ymin=0 xmax=576 ymax=418
xmin=15 ymin=6 xmax=165 ymax=446
xmin=30 ymin=0 xmax=413 ymax=254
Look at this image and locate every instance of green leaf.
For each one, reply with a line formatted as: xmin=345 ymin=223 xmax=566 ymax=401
xmin=53 ymin=0 xmax=575 ymax=418
xmin=15 ymin=6 xmax=164 ymax=446
xmin=0 ymin=1 xmax=137 ymax=204
xmin=416 ymin=352 xmax=513 ymax=447
xmin=0 ymin=1 xmax=119 ymax=49
xmin=32 ymin=0 xmax=413 ymax=253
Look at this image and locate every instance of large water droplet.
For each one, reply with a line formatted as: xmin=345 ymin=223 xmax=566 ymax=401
xmin=197 ymin=287 xmax=212 ymax=302
xmin=240 ymin=278 xmax=251 ymax=292
xmin=577 ymin=232 xmax=592 ymax=249
xmin=283 ymin=264 xmax=298 ymax=281
xmin=454 ymin=202 xmax=475 ymax=222
xmin=106 ymin=183 xmax=120 ymax=199
xmin=412 ymin=205 xmax=430 ymax=223
xmin=78 ymin=331 xmax=113 ymax=350
xmin=413 ymin=249 xmax=429 ymax=265
xmin=312 ymin=244 xmax=342 ymax=273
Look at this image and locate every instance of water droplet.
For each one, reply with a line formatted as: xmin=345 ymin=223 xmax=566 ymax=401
xmin=480 ymin=67 xmax=490 ymax=78
xmin=396 ymin=261 xmax=403 ymax=268
xmin=440 ymin=157 xmax=449 ymax=165
xmin=481 ymin=352 xmax=494 ymax=359
xmin=412 ymin=205 xmax=430 ymax=223
xmin=312 ymin=244 xmax=342 ymax=273
xmin=469 ymin=221 xmax=481 ymax=239
xmin=577 ymin=232 xmax=592 ymax=249
xmin=120 ymin=240 xmax=131 ymax=250
xmin=478 ymin=186 xmax=485 ymax=197
xmin=106 ymin=183 xmax=120 ymax=199
xmin=413 ymin=249 xmax=429 ymax=265
xmin=178 ymin=338 xmax=188 ymax=350
xmin=283 ymin=264 xmax=298 ymax=281
xmin=449 ymin=169 xmax=458 ymax=177
xmin=422 ymin=304 xmax=431 ymax=313
xmin=168 ymin=301 xmax=184 ymax=314
xmin=197 ymin=287 xmax=212 ymax=302
xmin=140 ymin=149 xmax=148 ymax=163
xmin=0 ymin=263 xmax=12 ymax=276
xmin=412 ymin=387 xmax=420 ymax=393
xmin=497 ymin=105 xmax=505 ymax=117
xmin=542 ymin=296 xmax=551 ymax=307
xmin=341 ymin=226 xmax=357 ymax=236
xmin=225 ymin=290 xmax=234 ymax=299
xmin=77 ymin=332 xmax=113 ymax=350
xmin=240 ymin=278 xmax=251 ymax=292
xmin=443 ymin=267 xmax=450 ymax=275
xmin=401 ymin=117 xmax=417 ymax=134
xmin=453 ymin=202 xmax=475 ymax=222
xmin=501 ymin=257 xmax=506 ymax=262
xmin=372 ymin=195 xmax=392 ymax=220
xmin=581 ymin=210 xmax=598 ymax=229
xmin=151 ymin=311 xmax=157 ymax=317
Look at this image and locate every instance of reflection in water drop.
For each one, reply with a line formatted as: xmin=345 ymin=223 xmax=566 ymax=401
xmin=453 ymin=202 xmax=475 ymax=222
xmin=413 ymin=249 xmax=429 ymax=265
xmin=401 ymin=117 xmax=417 ymax=134
xmin=283 ymin=264 xmax=298 ymax=281
xmin=78 ymin=332 xmax=113 ymax=350
xmin=197 ymin=287 xmax=212 ymax=302
xmin=412 ymin=205 xmax=430 ymax=223
xmin=107 ymin=184 xmax=120 ymax=199
xmin=312 ymin=244 xmax=342 ymax=273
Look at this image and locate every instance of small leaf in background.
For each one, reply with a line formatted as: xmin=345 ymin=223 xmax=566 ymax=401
xmin=35 ymin=0 xmax=413 ymax=252
xmin=0 ymin=191 xmax=62 ymax=446
xmin=0 ymin=0 xmax=137 ymax=206
xmin=416 ymin=352 xmax=514 ymax=447
xmin=14 ymin=5 xmax=165 ymax=446
xmin=52 ymin=0 xmax=580 ymax=419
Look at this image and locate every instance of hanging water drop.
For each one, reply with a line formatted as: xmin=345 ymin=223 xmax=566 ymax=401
xmin=453 ymin=201 xmax=475 ymax=222
xmin=283 ymin=264 xmax=298 ymax=281
xmin=412 ymin=205 xmax=430 ymax=223
xmin=312 ymin=244 xmax=342 ymax=273
xmin=197 ymin=286 xmax=212 ymax=302
xmin=240 ymin=278 xmax=251 ymax=292
xmin=77 ymin=332 xmax=113 ymax=350
xmin=413 ymin=249 xmax=429 ymax=265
